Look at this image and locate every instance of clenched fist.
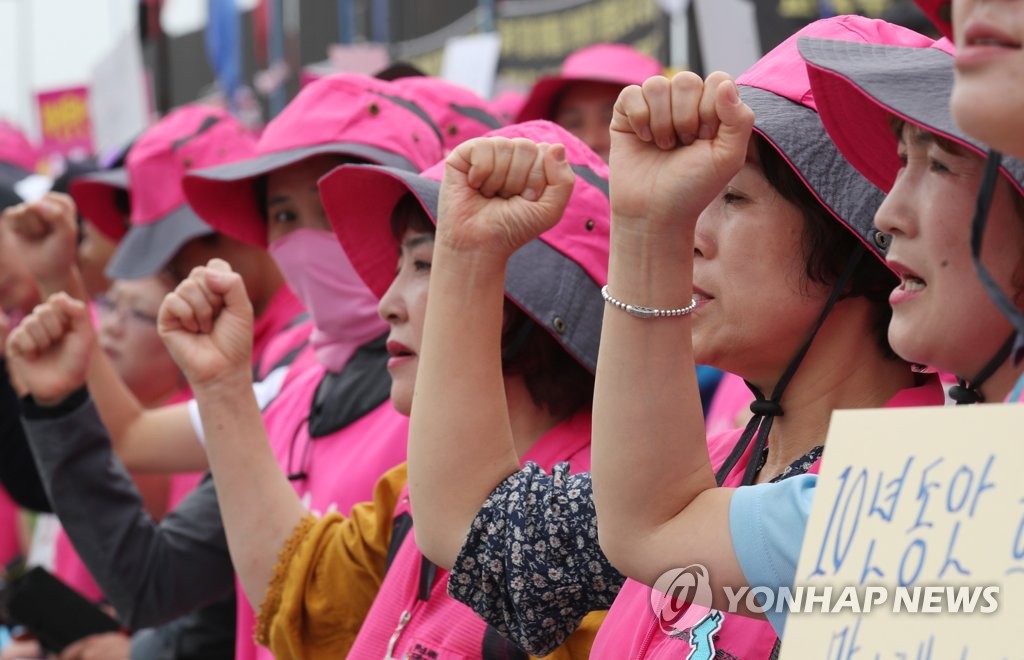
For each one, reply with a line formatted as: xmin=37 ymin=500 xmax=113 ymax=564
xmin=437 ymin=137 xmax=576 ymax=259
xmin=3 ymin=192 xmax=81 ymax=290
xmin=608 ymin=72 xmax=755 ymax=228
xmin=158 ymin=259 xmax=254 ymax=391
xmin=6 ymin=293 xmax=95 ymax=405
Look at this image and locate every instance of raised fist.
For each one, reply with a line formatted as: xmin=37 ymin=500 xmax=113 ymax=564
xmin=438 ymin=137 xmax=576 ymax=259
xmin=5 ymin=293 xmax=95 ymax=405
xmin=608 ymin=72 xmax=755 ymax=227
xmin=2 ymin=192 xmax=81 ymax=288
xmin=158 ymin=258 xmax=254 ymax=390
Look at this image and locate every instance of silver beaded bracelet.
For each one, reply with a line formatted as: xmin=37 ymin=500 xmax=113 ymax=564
xmin=601 ymin=285 xmax=698 ymax=319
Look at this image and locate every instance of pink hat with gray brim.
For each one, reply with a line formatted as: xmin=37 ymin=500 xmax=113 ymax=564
xmin=69 ymin=168 xmax=131 ymax=242
xmin=0 ymin=121 xmax=46 ymax=210
xmin=0 ymin=120 xmax=39 ymax=175
xmin=105 ymin=105 xmax=258 ymax=279
xmin=390 ymin=76 xmax=506 ymax=152
xmin=182 ymin=73 xmax=445 ymax=248
xmin=322 ymin=120 xmax=611 ymax=373
xmin=799 ymin=34 xmax=1024 ymax=197
xmin=736 ymin=15 xmax=920 ymax=261
xmin=515 ymin=43 xmax=663 ymax=122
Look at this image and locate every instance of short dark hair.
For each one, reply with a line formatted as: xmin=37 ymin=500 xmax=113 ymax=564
xmin=389 ymin=192 xmax=434 ymax=238
xmin=500 ymin=300 xmax=594 ymax=420
xmin=389 ymin=192 xmax=594 ymax=419
xmin=754 ymin=134 xmax=899 ymax=359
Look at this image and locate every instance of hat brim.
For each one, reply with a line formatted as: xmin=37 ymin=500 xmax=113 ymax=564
xmin=70 ymin=168 xmax=130 ymax=242
xmin=515 ymin=75 xmax=626 ymax=122
xmin=741 ymin=85 xmax=889 ymax=261
xmin=322 ymin=162 xmax=603 ymax=372
xmin=799 ymin=37 xmax=1024 ymax=196
xmin=0 ymin=184 xmax=21 ymax=211
xmin=184 ymin=142 xmax=419 ymax=248
xmin=0 ymin=162 xmax=31 ymax=183
xmin=322 ymin=164 xmax=438 ymax=299
xmin=105 ymin=204 xmax=213 ymax=279
xmin=0 ymin=163 xmax=35 ymax=210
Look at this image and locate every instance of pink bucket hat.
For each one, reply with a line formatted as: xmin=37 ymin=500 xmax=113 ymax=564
xmin=735 ymin=15 xmax=920 ymax=261
xmin=182 ymin=73 xmax=445 ymax=247
xmin=0 ymin=121 xmax=43 ymax=210
xmin=799 ymin=31 xmax=1024 ymax=197
xmin=105 ymin=105 xmax=258 ymax=279
xmin=322 ymin=120 xmax=611 ymax=372
xmin=0 ymin=120 xmax=39 ymax=175
xmin=69 ymin=168 xmax=131 ymax=242
xmin=390 ymin=76 xmax=505 ymax=152
xmin=515 ymin=43 xmax=663 ymax=122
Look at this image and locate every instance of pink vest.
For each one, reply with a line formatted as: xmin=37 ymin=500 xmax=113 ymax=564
xmin=251 ymin=285 xmax=307 ymax=377
xmin=704 ymin=373 xmax=754 ymax=438
xmin=591 ymin=377 xmax=945 ymax=659
xmin=235 ymin=356 xmax=409 ymax=660
xmin=348 ymin=411 xmax=594 ymax=659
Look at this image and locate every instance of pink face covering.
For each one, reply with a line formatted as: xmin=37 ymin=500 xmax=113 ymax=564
xmin=268 ymin=228 xmax=386 ymax=371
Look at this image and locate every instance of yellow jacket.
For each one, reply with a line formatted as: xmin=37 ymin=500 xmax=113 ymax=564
xmin=257 ymin=463 xmax=605 ymax=659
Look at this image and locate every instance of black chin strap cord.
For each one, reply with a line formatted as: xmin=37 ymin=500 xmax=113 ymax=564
xmin=970 ymin=150 xmax=1024 ymax=367
xmin=714 ymin=245 xmax=867 ymax=486
xmin=948 ymin=331 xmax=1017 ymax=404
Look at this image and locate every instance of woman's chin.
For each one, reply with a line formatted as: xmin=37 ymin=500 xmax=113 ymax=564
xmin=390 ymin=386 xmax=414 ymax=417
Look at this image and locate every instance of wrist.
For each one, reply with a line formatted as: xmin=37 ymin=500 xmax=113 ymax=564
xmin=610 ymin=217 xmax=694 ymax=265
xmin=191 ymin=368 xmax=253 ymax=402
xmin=432 ymin=242 xmax=509 ymax=283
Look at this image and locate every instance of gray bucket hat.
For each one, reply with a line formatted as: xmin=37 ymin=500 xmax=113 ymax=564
xmin=321 ymin=120 xmax=611 ymax=373
xmin=799 ymin=35 xmax=1024 ymax=195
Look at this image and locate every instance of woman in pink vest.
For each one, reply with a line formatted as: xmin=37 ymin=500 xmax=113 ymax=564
xmin=402 ymin=16 xmax=946 ymax=660
xmin=3 ymin=73 xmax=445 ymax=660
xmin=179 ymin=73 xmax=449 ymax=660
xmin=156 ymin=120 xmax=610 ymax=658
xmin=580 ymin=22 xmax=1024 ymax=649
xmin=590 ymin=16 xmax=1024 ymax=654
xmin=926 ymin=0 xmax=1024 ymax=402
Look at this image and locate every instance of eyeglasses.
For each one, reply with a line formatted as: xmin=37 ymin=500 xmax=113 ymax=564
xmin=94 ymin=295 xmax=160 ymax=326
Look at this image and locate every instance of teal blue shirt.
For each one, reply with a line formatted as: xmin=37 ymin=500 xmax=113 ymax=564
xmin=728 ymin=474 xmax=817 ymax=635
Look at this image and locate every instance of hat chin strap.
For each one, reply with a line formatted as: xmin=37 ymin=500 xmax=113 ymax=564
xmin=970 ymin=150 xmax=1024 ymax=366
xmin=714 ymin=244 xmax=867 ymax=487
xmin=948 ymin=331 xmax=1017 ymax=404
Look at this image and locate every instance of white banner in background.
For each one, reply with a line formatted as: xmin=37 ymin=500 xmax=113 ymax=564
xmin=89 ymin=26 xmax=150 ymax=156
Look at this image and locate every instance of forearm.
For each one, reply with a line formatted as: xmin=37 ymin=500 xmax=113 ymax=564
xmin=87 ymin=349 xmax=207 ymax=473
xmin=22 ymin=393 xmax=235 ymax=627
xmin=36 ymin=264 xmax=89 ymax=301
xmin=591 ymin=216 xmax=714 ymax=578
xmin=193 ymin=375 xmax=308 ymax=608
xmin=407 ymin=244 xmax=519 ymax=569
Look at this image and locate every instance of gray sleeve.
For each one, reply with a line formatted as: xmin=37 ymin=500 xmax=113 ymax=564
xmin=22 ymin=394 xmax=235 ymax=630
